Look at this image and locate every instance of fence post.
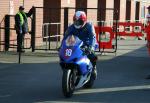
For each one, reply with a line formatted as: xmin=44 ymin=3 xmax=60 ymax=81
xmin=31 ymin=7 xmax=36 ymax=52
xmin=114 ymin=9 xmax=119 ymax=52
xmin=4 ymin=15 xmax=10 ymax=51
xmin=64 ymin=7 xmax=68 ymax=34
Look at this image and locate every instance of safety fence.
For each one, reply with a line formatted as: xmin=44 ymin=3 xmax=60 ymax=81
xmin=145 ymin=22 xmax=150 ymax=55
xmin=0 ymin=15 xmax=147 ymax=53
xmin=36 ymin=22 xmax=62 ymax=50
xmin=116 ymin=21 xmax=145 ymax=37
xmin=94 ymin=20 xmax=146 ymax=52
xmin=33 ymin=7 xmax=115 ymax=53
xmin=95 ymin=26 xmax=117 ymax=53
xmin=0 ymin=15 xmax=32 ymax=52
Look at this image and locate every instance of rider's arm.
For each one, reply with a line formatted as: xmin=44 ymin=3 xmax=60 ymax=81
xmin=88 ymin=24 xmax=97 ymax=51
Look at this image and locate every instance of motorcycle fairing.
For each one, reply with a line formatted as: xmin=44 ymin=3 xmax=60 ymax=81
xmin=59 ymin=35 xmax=92 ymax=75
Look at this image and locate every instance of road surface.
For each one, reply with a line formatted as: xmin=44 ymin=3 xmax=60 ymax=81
xmin=0 ymin=39 xmax=150 ymax=103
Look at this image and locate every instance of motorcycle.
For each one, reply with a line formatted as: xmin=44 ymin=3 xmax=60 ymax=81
xmin=59 ymin=35 xmax=97 ymax=98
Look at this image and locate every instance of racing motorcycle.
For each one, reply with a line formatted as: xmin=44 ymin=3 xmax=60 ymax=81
xmin=59 ymin=35 xmax=97 ymax=98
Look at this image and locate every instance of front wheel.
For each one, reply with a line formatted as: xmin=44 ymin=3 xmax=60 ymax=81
xmin=62 ymin=69 xmax=75 ymax=98
xmin=84 ymin=71 xmax=95 ymax=88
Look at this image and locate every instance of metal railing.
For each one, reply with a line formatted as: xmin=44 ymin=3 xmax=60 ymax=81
xmin=34 ymin=22 xmax=62 ymax=51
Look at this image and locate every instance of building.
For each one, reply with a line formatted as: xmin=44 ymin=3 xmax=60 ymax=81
xmin=0 ymin=0 xmax=150 ymax=51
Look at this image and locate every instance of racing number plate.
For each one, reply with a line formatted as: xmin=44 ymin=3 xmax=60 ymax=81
xmin=65 ymin=48 xmax=72 ymax=57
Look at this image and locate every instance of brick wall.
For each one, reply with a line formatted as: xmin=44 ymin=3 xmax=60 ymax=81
xmin=87 ymin=0 xmax=98 ymax=25
xmin=131 ymin=0 xmax=136 ymax=21
xmin=24 ymin=0 xmax=43 ymax=47
xmin=120 ymin=0 xmax=126 ymax=21
xmin=106 ymin=0 xmax=114 ymax=26
xmin=61 ymin=0 xmax=76 ymax=35
xmin=0 ymin=0 xmax=9 ymax=51
xmin=0 ymin=1 xmax=9 ymax=21
xmin=61 ymin=0 xmax=75 ymax=7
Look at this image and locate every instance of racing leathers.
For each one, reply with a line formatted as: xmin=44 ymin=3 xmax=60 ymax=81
xmin=63 ymin=22 xmax=98 ymax=78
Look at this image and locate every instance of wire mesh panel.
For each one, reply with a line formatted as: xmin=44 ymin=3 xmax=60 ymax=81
xmin=34 ymin=7 xmax=63 ymax=50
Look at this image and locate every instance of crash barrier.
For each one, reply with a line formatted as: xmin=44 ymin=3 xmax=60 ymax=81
xmin=0 ymin=37 xmax=31 ymax=51
xmin=94 ymin=26 xmax=117 ymax=53
xmin=116 ymin=22 xmax=144 ymax=37
xmin=145 ymin=22 xmax=150 ymax=55
xmin=34 ymin=22 xmax=62 ymax=50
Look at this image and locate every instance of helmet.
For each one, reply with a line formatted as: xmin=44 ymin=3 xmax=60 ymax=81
xmin=73 ymin=11 xmax=87 ymax=29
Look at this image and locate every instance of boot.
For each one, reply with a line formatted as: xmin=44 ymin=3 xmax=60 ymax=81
xmin=88 ymin=53 xmax=98 ymax=80
xmin=92 ymin=65 xmax=97 ymax=80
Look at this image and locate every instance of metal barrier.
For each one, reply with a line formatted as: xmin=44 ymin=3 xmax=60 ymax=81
xmin=116 ymin=22 xmax=144 ymax=37
xmin=34 ymin=22 xmax=62 ymax=50
xmin=0 ymin=7 xmax=116 ymax=53
xmin=0 ymin=15 xmax=32 ymax=52
xmin=33 ymin=7 xmax=115 ymax=52
xmin=0 ymin=16 xmax=5 ymax=51
xmin=95 ymin=26 xmax=117 ymax=53
xmin=145 ymin=22 xmax=150 ymax=55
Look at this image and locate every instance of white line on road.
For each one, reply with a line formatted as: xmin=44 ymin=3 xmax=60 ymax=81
xmin=75 ymin=85 xmax=150 ymax=94
xmin=0 ymin=94 xmax=11 ymax=98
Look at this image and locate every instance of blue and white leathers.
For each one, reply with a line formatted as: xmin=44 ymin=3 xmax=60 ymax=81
xmin=59 ymin=35 xmax=93 ymax=75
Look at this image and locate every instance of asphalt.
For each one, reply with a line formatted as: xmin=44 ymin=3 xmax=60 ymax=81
xmin=1 ymin=39 xmax=150 ymax=103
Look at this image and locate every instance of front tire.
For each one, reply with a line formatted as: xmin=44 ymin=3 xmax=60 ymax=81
xmin=84 ymin=71 xmax=95 ymax=88
xmin=62 ymin=69 xmax=75 ymax=98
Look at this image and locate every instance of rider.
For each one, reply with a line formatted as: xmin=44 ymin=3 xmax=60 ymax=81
xmin=63 ymin=11 xmax=98 ymax=79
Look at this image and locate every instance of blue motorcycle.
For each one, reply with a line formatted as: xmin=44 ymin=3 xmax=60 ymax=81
xmin=59 ymin=35 xmax=96 ymax=98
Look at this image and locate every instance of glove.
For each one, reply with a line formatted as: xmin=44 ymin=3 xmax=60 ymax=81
xmin=81 ymin=45 xmax=92 ymax=55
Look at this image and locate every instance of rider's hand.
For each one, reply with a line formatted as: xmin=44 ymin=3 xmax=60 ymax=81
xmin=81 ymin=46 xmax=92 ymax=55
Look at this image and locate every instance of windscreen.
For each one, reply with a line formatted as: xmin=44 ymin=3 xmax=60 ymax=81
xmin=65 ymin=35 xmax=82 ymax=46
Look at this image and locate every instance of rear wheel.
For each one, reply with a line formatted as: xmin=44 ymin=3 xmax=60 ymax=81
xmin=62 ymin=69 xmax=75 ymax=98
